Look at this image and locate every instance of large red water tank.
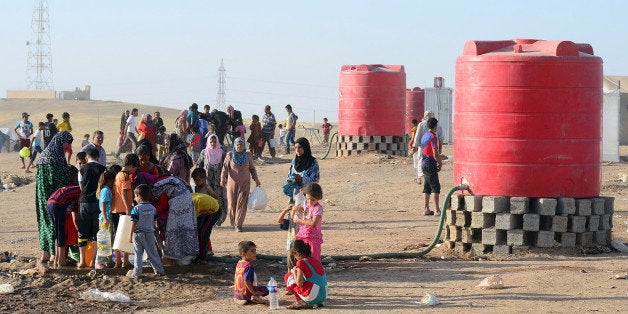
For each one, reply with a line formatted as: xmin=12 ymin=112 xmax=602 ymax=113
xmin=405 ymin=87 xmax=425 ymax=133
xmin=454 ymin=39 xmax=603 ymax=198
xmin=338 ymin=64 xmax=406 ymax=136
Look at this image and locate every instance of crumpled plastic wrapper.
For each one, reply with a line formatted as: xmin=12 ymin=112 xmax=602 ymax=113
xmin=476 ymin=275 xmax=504 ymax=289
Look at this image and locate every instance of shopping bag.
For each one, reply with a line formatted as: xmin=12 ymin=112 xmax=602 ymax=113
xmin=247 ymin=186 xmax=268 ymax=210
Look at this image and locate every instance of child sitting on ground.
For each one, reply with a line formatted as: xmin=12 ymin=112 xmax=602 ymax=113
xmin=234 ymin=240 xmax=269 ymax=305
xmin=191 ymin=192 xmax=219 ymax=261
xmin=127 ymin=184 xmax=164 ymax=278
xmin=284 ymin=240 xmax=327 ymax=309
xmin=292 ymin=183 xmax=324 ymax=261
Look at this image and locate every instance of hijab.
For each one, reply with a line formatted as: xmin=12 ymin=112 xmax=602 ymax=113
xmin=294 ymin=137 xmax=316 ymax=172
xmin=38 ymin=131 xmax=73 ymax=167
xmin=161 ymin=133 xmax=192 ymax=170
xmin=232 ymin=137 xmax=248 ymax=166
xmin=205 ymin=134 xmax=223 ymax=165
xmin=137 ymin=139 xmax=159 ymax=164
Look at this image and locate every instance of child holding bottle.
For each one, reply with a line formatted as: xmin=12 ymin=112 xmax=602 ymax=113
xmin=95 ymin=170 xmax=116 ymax=269
xmin=284 ymin=240 xmax=327 ymax=309
xmin=291 ymin=183 xmax=324 ymax=261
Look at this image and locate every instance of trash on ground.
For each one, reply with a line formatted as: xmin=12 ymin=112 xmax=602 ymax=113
xmin=420 ymin=293 xmax=440 ymax=306
xmin=476 ymin=275 xmax=504 ymax=289
xmin=0 ymin=283 xmax=15 ymax=294
xmin=79 ymin=288 xmax=132 ymax=302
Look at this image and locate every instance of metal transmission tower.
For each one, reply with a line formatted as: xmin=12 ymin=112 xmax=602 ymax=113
xmin=26 ymin=0 xmax=54 ymax=90
xmin=216 ymin=59 xmax=226 ymax=110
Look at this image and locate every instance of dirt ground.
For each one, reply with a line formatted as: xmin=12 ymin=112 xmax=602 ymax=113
xmin=0 ymin=100 xmax=626 ymax=312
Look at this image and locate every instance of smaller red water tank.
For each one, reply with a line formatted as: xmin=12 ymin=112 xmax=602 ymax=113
xmin=405 ymin=87 xmax=425 ymax=133
xmin=338 ymin=64 xmax=406 ymax=136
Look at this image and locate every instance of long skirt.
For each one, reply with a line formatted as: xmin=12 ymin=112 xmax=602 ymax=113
xmin=205 ymin=163 xmax=227 ymax=225
xmin=164 ymin=193 xmax=199 ymax=260
xmin=35 ymin=163 xmax=69 ymax=254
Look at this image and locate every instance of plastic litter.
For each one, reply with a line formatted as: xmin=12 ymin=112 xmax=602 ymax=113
xmin=420 ymin=293 xmax=440 ymax=306
xmin=247 ymin=186 xmax=268 ymax=210
xmin=610 ymin=240 xmax=628 ymax=253
xmin=614 ymin=273 xmax=627 ymax=280
xmin=0 ymin=283 xmax=15 ymax=294
xmin=476 ymin=275 xmax=504 ymax=289
xmin=79 ymin=288 xmax=132 ymax=302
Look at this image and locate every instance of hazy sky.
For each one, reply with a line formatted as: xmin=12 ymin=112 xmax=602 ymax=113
xmin=1 ymin=0 xmax=626 ymax=122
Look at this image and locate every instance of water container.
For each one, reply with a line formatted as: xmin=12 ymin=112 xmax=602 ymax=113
xmin=96 ymin=223 xmax=112 ymax=258
xmin=338 ymin=64 xmax=406 ymax=136
xmin=267 ymin=276 xmax=279 ymax=310
xmin=405 ymin=87 xmax=425 ymax=133
xmin=454 ymin=39 xmax=602 ymax=197
xmin=112 ymin=215 xmax=134 ymax=253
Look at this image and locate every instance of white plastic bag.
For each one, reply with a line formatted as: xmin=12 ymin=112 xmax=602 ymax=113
xmin=79 ymin=288 xmax=132 ymax=302
xmin=476 ymin=275 xmax=504 ymax=289
xmin=248 ymin=186 xmax=268 ymax=210
xmin=269 ymin=138 xmax=280 ymax=148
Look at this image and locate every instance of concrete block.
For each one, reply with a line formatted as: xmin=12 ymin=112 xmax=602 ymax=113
xmin=601 ymin=196 xmax=615 ymax=214
xmin=470 ymin=212 xmax=495 ymax=229
xmin=449 ymin=225 xmax=461 ymax=241
xmin=556 ymin=232 xmax=576 ymax=247
xmin=444 ymin=225 xmax=451 ymax=241
xmin=451 ymin=194 xmax=465 ymax=211
xmin=495 ymin=213 xmax=518 ymax=230
xmin=445 ymin=209 xmax=456 ymax=226
xmin=455 ymin=242 xmax=469 ymax=254
xmin=532 ymin=198 xmax=557 ymax=216
xmin=461 ymin=228 xmax=473 ymax=243
xmin=464 ymin=196 xmax=483 ymax=212
xmin=586 ymin=215 xmax=600 ymax=232
xmin=471 ymin=243 xmax=490 ymax=256
xmin=522 ymin=214 xmax=540 ymax=231
xmin=606 ymin=229 xmax=613 ymax=244
xmin=551 ymin=216 xmax=568 ymax=233
xmin=557 ymin=198 xmax=576 ymax=215
xmin=600 ymin=214 xmax=611 ymax=230
xmin=455 ymin=211 xmax=471 ymax=227
xmin=593 ymin=230 xmax=607 ymax=245
xmin=592 ymin=198 xmax=605 ymax=215
xmin=482 ymin=196 xmax=509 ymax=214
xmin=536 ymin=230 xmax=556 ymax=248
xmin=575 ymin=199 xmax=592 ymax=216
xmin=576 ymin=232 xmax=594 ymax=246
xmin=510 ymin=197 xmax=529 ymax=214
xmin=507 ymin=229 xmax=525 ymax=246
xmin=481 ymin=228 xmax=506 ymax=245
xmin=569 ymin=216 xmax=587 ymax=233
xmin=493 ymin=245 xmax=512 ymax=255
xmin=442 ymin=240 xmax=455 ymax=250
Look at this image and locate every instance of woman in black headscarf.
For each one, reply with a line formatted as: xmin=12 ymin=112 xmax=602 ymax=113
xmin=278 ymin=137 xmax=320 ymax=268
xmin=35 ymin=131 xmax=74 ymax=263
xmin=160 ymin=133 xmax=193 ymax=183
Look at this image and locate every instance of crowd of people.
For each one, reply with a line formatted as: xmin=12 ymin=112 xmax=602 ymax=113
xmin=23 ymin=103 xmax=329 ymax=309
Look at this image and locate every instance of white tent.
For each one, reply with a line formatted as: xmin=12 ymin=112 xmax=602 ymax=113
xmin=602 ymin=89 xmax=620 ymax=162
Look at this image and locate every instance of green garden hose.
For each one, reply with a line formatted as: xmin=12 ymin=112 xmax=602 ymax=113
xmin=208 ymin=184 xmax=470 ymax=263
xmin=319 ymin=132 xmax=338 ymax=160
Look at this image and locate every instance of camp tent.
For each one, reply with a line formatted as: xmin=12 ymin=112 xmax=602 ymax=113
xmin=603 ymin=76 xmax=628 ymax=146
xmin=0 ymin=128 xmax=20 ymax=152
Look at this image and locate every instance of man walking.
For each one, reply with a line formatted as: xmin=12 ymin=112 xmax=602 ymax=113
xmin=43 ymin=113 xmax=58 ymax=149
xmin=116 ymin=108 xmax=139 ymax=158
xmin=15 ymin=112 xmax=33 ymax=169
xmin=284 ymin=104 xmax=298 ymax=154
xmin=261 ymin=105 xmax=277 ymax=159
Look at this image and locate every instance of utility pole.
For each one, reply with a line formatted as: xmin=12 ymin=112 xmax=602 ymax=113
xmin=26 ymin=0 xmax=54 ymax=90
xmin=216 ymin=59 xmax=226 ymax=111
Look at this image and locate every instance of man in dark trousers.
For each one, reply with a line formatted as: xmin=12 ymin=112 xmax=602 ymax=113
xmin=77 ymin=148 xmax=107 ymax=268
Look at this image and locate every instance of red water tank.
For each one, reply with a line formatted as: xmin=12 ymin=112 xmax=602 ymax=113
xmin=405 ymin=87 xmax=425 ymax=133
xmin=338 ymin=64 xmax=406 ymax=136
xmin=454 ymin=39 xmax=603 ymax=198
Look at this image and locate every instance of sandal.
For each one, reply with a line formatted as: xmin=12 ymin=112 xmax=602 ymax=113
xmin=423 ymin=210 xmax=434 ymax=216
xmin=286 ymin=301 xmax=312 ymax=310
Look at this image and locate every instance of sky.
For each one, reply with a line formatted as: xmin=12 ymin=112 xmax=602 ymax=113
xmin=1 ymin=0 xmax=627 ymax=123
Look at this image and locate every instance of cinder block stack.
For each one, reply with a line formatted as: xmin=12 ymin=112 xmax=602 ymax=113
xmin=335 ymin=135 xmax=409 ymax=157
xmin=443 ymin=195 xmax=614 ymax=255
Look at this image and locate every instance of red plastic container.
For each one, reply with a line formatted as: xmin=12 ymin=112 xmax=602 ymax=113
xmin=454 ymin=39 xmax=603 ymax=198
xmin=405 ymin=87 xmax=425 ymax=133
xmin=338 ymin=64 xmax=406 ymax=136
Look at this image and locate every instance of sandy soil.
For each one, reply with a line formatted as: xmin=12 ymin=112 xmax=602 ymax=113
xmin=0 ymin=100 xmax=626 ymax=312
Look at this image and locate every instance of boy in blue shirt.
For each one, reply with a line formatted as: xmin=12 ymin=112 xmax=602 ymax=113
xmin=128 ymin=184 xmax=164 ymax=278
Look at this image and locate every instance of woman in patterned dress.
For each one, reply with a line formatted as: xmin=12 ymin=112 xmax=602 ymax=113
xmin=35 ymin=131 xmax=73 ymax=263
xmin=160 ymin=133 xmax=192 ymax=184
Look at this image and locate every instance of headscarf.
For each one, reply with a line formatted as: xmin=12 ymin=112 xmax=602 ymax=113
xmin=161 ymin=133 xmax=192 ymax=170
xmin=137 ymin=139 xmax=159 ymax=165
xmin=205 ymin=134 xmax=223 ymax=165
xmin=232 ymin=137 xmax=248 ymax=166
xmin=142 ymin=114 xmax=155 ymax=127
xmin=294 ymin=137 xmax=315 ymax=172
xmin=38 ymin=131 xmax=73 ymax=167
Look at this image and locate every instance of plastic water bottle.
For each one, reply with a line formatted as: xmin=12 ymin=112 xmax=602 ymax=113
xmin=267 ymin=276 xmax=279 ymax=310
xmin=96 ymin=223 xmax=111 ymax=258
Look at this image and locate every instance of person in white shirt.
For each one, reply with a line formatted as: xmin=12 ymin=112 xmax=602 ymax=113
xmin=115 ymin=108 xmax=139 ymax=158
